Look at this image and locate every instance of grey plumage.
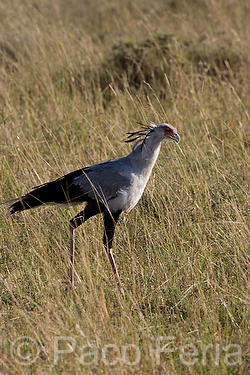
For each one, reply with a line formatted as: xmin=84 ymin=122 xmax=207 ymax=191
xmin=1 ymin=122 xmax=180 ymax=294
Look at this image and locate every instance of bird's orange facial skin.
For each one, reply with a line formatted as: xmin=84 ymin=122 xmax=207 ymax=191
xmin=163 ymin=125 xmax=176 ymax=136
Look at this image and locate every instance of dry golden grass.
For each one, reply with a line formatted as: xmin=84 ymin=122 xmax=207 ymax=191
xmin=1 ymin=0 xmax=250 ymax=373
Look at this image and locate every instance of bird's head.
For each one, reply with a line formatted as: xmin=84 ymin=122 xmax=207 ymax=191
xmin=153 ymin=123 xmax=180 ymax=144
xmin=126 ymin=122 xmax=180 ymax=150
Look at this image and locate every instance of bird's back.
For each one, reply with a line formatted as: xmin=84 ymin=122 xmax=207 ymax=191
xmin=5 ymin=157 xmax=134 ymax=214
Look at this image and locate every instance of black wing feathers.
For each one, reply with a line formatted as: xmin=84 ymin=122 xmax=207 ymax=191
xmin=7 ymin=167 xmax=92 ymax=214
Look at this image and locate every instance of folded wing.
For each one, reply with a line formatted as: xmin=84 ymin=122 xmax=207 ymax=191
xmin=5 ymin=158 xmax=132 ymax=215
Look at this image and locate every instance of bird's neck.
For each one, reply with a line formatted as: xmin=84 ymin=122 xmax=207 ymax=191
xmin=130 ymin=135 xmax=163 ymax=178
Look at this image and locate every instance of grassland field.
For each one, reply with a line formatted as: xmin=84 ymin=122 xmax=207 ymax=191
xmin=0 ymin=0 xmax=250 ymax=374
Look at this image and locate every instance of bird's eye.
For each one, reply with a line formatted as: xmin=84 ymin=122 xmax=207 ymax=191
xmin=165 ymin=127 xmax=171 ymax=132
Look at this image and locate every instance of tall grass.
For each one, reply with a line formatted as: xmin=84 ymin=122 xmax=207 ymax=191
xmin=1 ymin=0 xmax=250 ymax=373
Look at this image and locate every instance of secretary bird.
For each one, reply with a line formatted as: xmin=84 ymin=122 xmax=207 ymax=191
xmin=2 ymin=123 xmax=180 ymax=294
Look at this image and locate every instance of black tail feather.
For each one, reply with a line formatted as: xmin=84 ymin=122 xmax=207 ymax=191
xmin=6 ymin=195 xmax=45 ymax=215
xmin=4 ymin=167 xmax=92 ymax=216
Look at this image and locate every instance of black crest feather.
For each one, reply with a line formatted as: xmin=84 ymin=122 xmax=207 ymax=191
xmin=125 ymin=122 xmax=155 ymax=150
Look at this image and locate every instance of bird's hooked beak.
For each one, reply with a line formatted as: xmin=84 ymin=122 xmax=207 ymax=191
xmin=169 ymin=133 xmax=180 ymax=143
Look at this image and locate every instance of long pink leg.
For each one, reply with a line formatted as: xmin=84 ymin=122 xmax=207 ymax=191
xmin=70 ymin=225 xmax=75 ymax=287
xmin=107 ymin=248 xmax=124 ymax=296
xmin=103 ymin=210 xmax=124 ymax=295
xmin=69 ymin=205 xmax=101 ymax=287
xmin=69 ymin=206 xmax=123 ymax=294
